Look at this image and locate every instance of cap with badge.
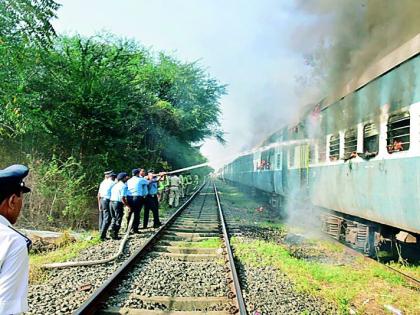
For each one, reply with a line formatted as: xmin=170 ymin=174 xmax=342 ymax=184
xmin=0 ymin=164 xmax=31 ymax=193
xmin=132 ymin=168 xmax=140 ymax=176
xmin=104 ymin=170 xmax=113 ymax=176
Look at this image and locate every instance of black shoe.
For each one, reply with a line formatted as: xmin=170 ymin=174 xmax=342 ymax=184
xmin=153 ymin=223 xmax=162 ymax=228
xmin=133 ymin=230 xmax=141 ymax=234
xmin=100 ymin=237 xmax=108 ymax=241
xmin=112 ymin=236 xmax=121 ymax=240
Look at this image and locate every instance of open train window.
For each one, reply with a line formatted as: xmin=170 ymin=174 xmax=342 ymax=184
xmin=387 ymin=112 xmax=410 ymax=153
xmin=309 ymin=144 xmax=316 ymax=164
xmin=318 ymin=137 xmax=326 ymax=163
xmin=343 ymin=129 xmax=357 ymax=160
xmin=276 ymin=153 xmax=282 ymax=170
xmin=289 ymin=146 xmax=295 ymax=167
xmin=363 ymin=122 xmax=379 ymax=158
xmin=329 ymin=134 xmax=340 ymax=161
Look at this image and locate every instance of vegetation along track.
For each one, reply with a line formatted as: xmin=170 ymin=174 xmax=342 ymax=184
xmin=328 ymin=236 xmax=420 ymax=291
xmin=73 ymin=181 xmax=247 ymax=315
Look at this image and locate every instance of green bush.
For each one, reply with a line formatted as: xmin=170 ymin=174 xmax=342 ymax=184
xmin=20 ymin=155 xmax=95 ymax=229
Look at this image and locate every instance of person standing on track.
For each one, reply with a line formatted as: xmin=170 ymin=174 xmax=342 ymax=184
xmin=0 ymin=164 xmax=31 ymax=314
xmin=168 ymin=174 xmax=181 ymax=208
xmin=144 ymin=170 xmax=163 ymax=229
xmin=178 ymin=174 xmax=185 ymax=198
xmin=109 ymin=172 xmax=130 ymax=240
xmin=97 ymin=170 xmax=115 ymax=241
xmin=126 ymin=168 xmax=145 ymax=234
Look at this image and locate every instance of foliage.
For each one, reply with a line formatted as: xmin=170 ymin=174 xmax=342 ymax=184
xmin=0 ymin=3 xmax=225 ymax=228
xmin=21 ymin=155 xmax=94 ymax=229
xmin=232 ymin=237 xmax=419 ymax=314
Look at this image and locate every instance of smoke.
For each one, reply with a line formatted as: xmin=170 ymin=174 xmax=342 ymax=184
xmin=281 ymin=0 xmax=420 ymax=233
xmin=294 ymin=0 xmax=420 ymax=98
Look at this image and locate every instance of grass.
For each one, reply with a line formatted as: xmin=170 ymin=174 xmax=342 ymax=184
xmin=176 ymin=237 xmax=221 ymax=248
xmin=29 ymin=231 xmax=101 ymax=283
xmin=232 ymin=237 xmax=419 ymax=314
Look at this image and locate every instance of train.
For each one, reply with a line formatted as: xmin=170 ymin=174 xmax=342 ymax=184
xmin=220 ymin=34 xmax=420 ymax=256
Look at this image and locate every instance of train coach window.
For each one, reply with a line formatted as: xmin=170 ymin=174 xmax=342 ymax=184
xmin=308 ymin=144 xmax=316 ymax=164
xmin=318 ymin=137 xmax=326 ymax=163
xmin=329 ymin=134 xmax=340 ymax=161
xmin=363 ymin=123 xmax=379 ymax=158
xmin=387 ymin=112 xmax=410 ymax=153
xmin=344 ymin=129 xmax=357 ymax=159
xmin=276 ymin=153 xmax=282 ymax=170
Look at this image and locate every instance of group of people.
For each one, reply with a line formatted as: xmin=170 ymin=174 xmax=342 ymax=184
xmin=97 ymin=168 xmax=200 ymax=241
xmin=0 ymin=163 xmax=202 ymax=314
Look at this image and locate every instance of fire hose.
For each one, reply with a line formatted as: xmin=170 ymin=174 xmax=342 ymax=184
xmin=42 ymin=214 xmax=134 ymax=269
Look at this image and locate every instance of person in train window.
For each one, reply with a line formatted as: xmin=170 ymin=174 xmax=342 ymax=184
xmin=393 ymin=140 xmax=404 ymax=151
xmin=266 ymin=161 xmax=271 ymax=170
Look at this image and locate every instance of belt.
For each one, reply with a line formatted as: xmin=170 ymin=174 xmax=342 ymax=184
xmin=148 ymin=194 xmax=157 ymax=197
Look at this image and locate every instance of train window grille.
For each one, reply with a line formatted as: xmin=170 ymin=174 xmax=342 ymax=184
xmin=318 ymin=137 xmax=326 ymax=163
xmin=309 ymin=144 xmax=316 ymax=164
xmin=343 ymin=129 xmax=357 ymax=159
xmin=276 ymin=153 xmax=282 ymax=170
xmin=363 ymin=123 xmax=379 ymax=157
xmin=329 ymin=134 xmax=340 ymax=161
xmin=387 ymin=112 xmax=410 ymax=153
xmin=289 ymin=147 xmax=295 ymax=167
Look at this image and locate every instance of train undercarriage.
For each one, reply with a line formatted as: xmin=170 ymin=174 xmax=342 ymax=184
xmin=223 ymin=179 xmax=419 ymax=261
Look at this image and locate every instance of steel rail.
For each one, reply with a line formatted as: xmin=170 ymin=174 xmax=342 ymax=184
xmin=72 ymin=182 xmax=206 ymax=315
xmin=213 ymin=182 xmax=248 ymax=315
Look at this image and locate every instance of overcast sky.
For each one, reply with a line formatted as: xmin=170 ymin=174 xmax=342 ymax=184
xmin=53 ymin=0 xmax=312 ymax=168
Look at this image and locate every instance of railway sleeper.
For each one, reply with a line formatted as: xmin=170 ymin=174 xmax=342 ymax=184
xmin=148 ymin=252 xmax=220 ymax=261
xmin=154 ymin=246 xmax=219 ymax=255
xmin=99 ymin=307 xmax=230 ymax=315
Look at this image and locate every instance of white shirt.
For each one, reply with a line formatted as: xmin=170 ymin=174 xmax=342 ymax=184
xmin=98 ymin=178 xmax=115 ymax=199
xmin=0 ymin=215 xmax=29 ymax=314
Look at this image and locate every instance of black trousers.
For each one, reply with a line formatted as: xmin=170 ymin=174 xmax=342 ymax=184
xmin=126 ymin=196 xmax=146 ymax=232
xmin=110 ymin=201 xmax=124 ymax=238
xmin=99 ymin=198 xmax=111 ymax=239
xmin=144 ymin=194 xmax=161 ymax=228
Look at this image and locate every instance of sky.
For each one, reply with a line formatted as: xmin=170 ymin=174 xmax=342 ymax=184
xmin=53 ymin=0 xmax=312 ymax=168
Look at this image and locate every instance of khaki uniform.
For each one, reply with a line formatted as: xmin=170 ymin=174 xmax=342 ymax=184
xmin=178 ymin=175 xmax=185 ymax=198
xmin=168 ymin=175 xmax=181 ymax=207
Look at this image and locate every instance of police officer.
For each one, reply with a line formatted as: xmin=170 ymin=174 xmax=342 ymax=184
xmin=178 ymin=174 xmax=185 ymax=198
xmin=184 ymin=174 xmax=193 ymax=195
xmin=97 ymin=170 xmax=115 ymax=240
xmin=126 ymin=168 xmax=147 ymax=233
xmin=109 ymin=172 xmax=130 ymax=240
xmin=160 ymin=174 xmax=170 ymax=203
xmin=193 ymin=174 xmax=199 ymax=190
xmin=0 ymin=164 xmax=31 ymax=314
xmin=144 ymin=170 xmax=162 ymax=229
xmin=168 ymin=174 xmax=181 ymax=208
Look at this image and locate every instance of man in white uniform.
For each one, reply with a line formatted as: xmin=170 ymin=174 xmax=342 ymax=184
xmin=0 ymin=164 xmax=31 ymax=314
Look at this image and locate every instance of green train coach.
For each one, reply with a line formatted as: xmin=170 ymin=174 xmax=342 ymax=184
xmin=221 ymin=34 xmax=420 ymax=255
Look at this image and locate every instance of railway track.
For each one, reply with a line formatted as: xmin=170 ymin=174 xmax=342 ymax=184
xmin=73 ymin=182 xmax=247 ymax=315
